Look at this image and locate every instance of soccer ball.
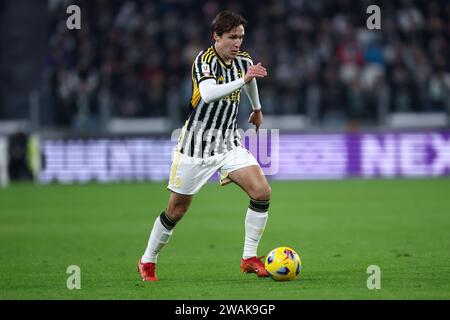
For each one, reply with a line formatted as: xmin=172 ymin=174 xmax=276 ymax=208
xmin=265 ymin=246 xmax=302 ymax=281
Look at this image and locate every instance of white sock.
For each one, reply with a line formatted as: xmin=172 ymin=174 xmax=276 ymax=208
xmin=243 ymin=207 xmax=268 ymax=259
xmin=141 ymin=216 xmax=173 ymax=263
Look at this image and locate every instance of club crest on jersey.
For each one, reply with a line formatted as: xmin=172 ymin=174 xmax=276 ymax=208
xmin=201 ymin=63 xmax=210 ymax=75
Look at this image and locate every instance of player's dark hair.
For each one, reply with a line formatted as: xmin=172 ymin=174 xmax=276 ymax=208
xmin=211 ymin=10 xmax=247 ymax=37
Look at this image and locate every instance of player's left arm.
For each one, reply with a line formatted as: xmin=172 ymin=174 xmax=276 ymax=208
xmin=244 ymin=77 xmax=264 ymax=133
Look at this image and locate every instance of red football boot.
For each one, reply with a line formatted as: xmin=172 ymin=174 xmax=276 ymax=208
xmin=138 ymin=260 xmax=158 ymax=281
xmin=241 ymin=256 xmax=269 ymax=277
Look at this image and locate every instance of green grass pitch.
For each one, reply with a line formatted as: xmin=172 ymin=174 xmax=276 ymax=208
xmin=1 ymin=179 xmax=450 ymax=299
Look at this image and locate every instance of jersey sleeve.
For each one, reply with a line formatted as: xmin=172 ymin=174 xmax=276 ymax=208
xmin=192 ymin=51 xmax=216 ymax=85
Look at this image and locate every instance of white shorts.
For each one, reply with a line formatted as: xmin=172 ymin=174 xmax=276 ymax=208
xmin=167 ymin=146 xmax=260 ymax=195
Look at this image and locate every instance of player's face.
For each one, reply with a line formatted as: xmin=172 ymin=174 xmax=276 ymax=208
xmin=214 ymin=25 xmax=245 ymax=62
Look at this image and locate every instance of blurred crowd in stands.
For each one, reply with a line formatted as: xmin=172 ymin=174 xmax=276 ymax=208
xmin=46 ymin=0 xmax=450 ymax=129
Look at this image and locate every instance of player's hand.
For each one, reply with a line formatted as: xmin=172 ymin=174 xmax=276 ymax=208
xmin=248 ymin=109 xmax=263 ymax=133
xmin=244 ymin=63 xmax=267 ymax=84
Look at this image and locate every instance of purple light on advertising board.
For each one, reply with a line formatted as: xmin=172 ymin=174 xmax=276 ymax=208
xmin=38 ymin=131 xmax=450 ymax=184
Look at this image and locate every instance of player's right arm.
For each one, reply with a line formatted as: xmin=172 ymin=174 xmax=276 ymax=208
xmin=200 ymin=79 xmax=245 ymax=103
xmin=195 ymin=53 xmax=267 ymax=104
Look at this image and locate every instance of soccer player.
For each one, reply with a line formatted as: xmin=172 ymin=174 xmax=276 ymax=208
xmin=138 ymin=11 xmax=271 ymax=281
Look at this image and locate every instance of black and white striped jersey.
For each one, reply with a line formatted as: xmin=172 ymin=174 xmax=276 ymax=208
xmin=177 ymin=45 xmax=253 ymax=158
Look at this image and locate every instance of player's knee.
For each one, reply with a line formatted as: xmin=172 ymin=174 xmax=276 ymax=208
xmin=265 ymin=185 xmax=272 ymax=200
xmin=250 ymin=184 xmax=271 ymax=201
